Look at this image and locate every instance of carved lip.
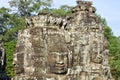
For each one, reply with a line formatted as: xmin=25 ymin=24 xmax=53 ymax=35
xmin=54 ymin=67 xmax=67 ymax=74
xmin=55 ymin=61 xmax=65 ymax=68
xmin=55 ymin=65 xmax=65 ymax=69
xmin=55 ymin=66 xmax=65 ymax=70
xmin=55 ymin=63 xmax=67 ymax=72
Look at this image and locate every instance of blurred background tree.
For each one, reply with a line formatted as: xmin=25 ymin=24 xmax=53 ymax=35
xmin=99 ymin=16 xmax=120 ymax=80
xmin=9 ymin=0 xmax=53 ymax=17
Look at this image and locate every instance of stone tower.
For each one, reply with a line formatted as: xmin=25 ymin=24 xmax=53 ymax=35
xmin=12 ymin=0 xmax=114 ymax=80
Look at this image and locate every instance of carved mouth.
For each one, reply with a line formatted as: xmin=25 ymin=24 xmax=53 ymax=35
xmin=55 ymin=65 xmax=65 ymax=70
xmin=55 ymin=62 xmax=65 ymax=70
xmin=54 ymin=63 xmax=67 ymax=73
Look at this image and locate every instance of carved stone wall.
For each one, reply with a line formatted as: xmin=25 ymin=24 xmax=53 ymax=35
xmin=13 ymin=0 xmax=114 ymax=80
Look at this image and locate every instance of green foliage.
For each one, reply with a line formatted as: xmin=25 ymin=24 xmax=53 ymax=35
xmin=2 ymin=12 xmax=26 ymax=78
xmin=104 ymin=27 xmax=120 ymax=77
xmin=50 ymin=5 xmax=72 ymax=17
xmin=103 ymin=24 xmax=120 ymax=80
xmin=40 ymin=5 xmax=72 ymax=17
xmin=108 ymin=36 xmax=120 ymax=80
xmin=0 ymin=7 xmax=26 ymax=41
xmin=98 ymin=15 xmax=120 ymax=80
xmin=0 ymin=6 xmax=26 ymax=77
xmin=104 ymin=26 xmax=113 ymax=40
xmin=3 ymin=16 xmax=26 ymax=42
xmin=0 ymin=7 xmax=11 ymax=32
xmin=3 ymin=40 xmax=17 ymax=77
xmin=97 ymin=15 xmax=107 ymax=26
xmin=9 ymin=0 xmax=53 ymax=16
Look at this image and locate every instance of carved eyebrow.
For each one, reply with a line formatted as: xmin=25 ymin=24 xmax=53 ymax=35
xmin=50 ymin=52 xmax=68 ymax=55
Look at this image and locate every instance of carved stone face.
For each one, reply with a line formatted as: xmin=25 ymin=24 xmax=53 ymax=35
xmin=47 ymin=52 xmax=68 ymax=74
xmin=91 ymin=44 xmax=103 ymax=63
xmin=91 ymin=52 xmax=103 ymax=64
xmin=13 ymin=53 xmax=24 ymax=74
xmin=14 ymin=61 xmax=24 ymax=74
xmin=47 ymin=29 xmax=73 ymax=74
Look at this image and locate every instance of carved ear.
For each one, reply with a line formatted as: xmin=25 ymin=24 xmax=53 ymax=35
xmin=67 ymin=46 xmax=73 ymax=68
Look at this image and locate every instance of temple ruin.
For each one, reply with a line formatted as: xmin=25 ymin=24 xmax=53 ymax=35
xmin=12 ymin=0 xmax=114 ymax=80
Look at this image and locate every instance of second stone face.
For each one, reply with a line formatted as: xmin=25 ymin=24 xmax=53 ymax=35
xmin=47 ymin=52 xmax=68 ymax=74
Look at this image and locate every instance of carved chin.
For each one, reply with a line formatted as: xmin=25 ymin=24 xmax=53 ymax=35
xmin=51 ymin=65 xmax=68 ymax=74
xmin=53 ymin=67 xmax=67 ymax=74
xmin=93 ymin=58 xmax=102 ymax=64
xmin=15 ymin=68 xmax=23 ymax=74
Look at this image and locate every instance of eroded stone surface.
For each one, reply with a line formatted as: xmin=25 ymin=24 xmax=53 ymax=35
xmin=13 ymin=0 xmax=114 ymax=80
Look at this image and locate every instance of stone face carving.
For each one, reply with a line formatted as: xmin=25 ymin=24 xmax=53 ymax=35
xmin=48 ymin=52 xmax=68 ymax=74
xmin=47 ymin=33 xmax=67 ymax=74
xmin=13 ymin=0 xmax=114 ymax=80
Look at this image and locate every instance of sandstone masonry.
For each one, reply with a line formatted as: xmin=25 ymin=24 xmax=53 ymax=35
xmin=12 ymin=0 xmax=114 ymax=80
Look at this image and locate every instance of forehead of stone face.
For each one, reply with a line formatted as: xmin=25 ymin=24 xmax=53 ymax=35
xmin=47 ymin=32 xmax=67 ymax=53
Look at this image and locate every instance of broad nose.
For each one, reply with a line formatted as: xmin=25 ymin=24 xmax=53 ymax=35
xmin=56 ymin=55 xmax=64 ymax=65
